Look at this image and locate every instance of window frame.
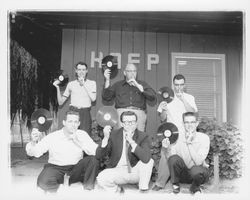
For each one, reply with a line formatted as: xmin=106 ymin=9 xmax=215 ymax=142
xmin=171 ymin=52 xmax=227 ymax=122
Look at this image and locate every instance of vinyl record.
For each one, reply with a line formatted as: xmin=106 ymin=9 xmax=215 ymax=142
xmin=157 ymin=86 xmax=174 ymax=104
xmin=51 ymin=70 xmax=69 ymax=87
xmin=58 ymin=73 xmax=69 ymax=87
xmin=31 ymin=108 xmax=53 ymax=132
xmin=157 ymin=122 xmax=179 ymax=144
xmin=96 ymin=106 xmax=119 ymax=127
xmin=101 ymin=55 xmax=118 ymax=79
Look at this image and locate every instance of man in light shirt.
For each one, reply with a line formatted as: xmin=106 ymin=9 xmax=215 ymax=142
xmin=157 ymin=74 xmax=198 ymax=134
xmin=53 ymin=62 xmax=96 ymax=135
xmin=158 ymin=112 xmax=210 ymax=194
xmin=152 ymin=74 xmax=198 ymax=191
xmin=26 ymin=110 xmax=105 ymax=192
xmin=96 ymin=111 xmax=154 ymax=193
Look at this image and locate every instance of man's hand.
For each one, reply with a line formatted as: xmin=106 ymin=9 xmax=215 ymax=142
xmin=103 ymin=125 xmax=112 ymax=140
xmin=158 ymin=101 xmax=168 ymax=111
xmin=104 ymin=69 xmax=111 ymax=80
xmin=53 ymin=79 xmax=60 ymax=88
xmin=78 ymin=76 xmax=85 ymax=86
xmin=186 ymin=132 xmax=195 ymax=144
xmin=30 ymin=128 xmax=43 ymax=144
xmin=176 ymin=92 xmax=184 ymax=101
xmin=125 ymin=131 xmax=135 ymax=145
xmin=162 ymin=138 xmax=170 ymax=149
xmin=127 ymin=79 xmax=144 ymax=92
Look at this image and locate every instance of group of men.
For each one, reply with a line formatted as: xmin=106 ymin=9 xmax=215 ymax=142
xmin=26 ymin=61 xmax=210 ymax=195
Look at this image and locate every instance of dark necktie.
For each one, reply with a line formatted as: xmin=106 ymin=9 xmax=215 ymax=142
xmin=125 ymin=141 xmax=132 ymax=173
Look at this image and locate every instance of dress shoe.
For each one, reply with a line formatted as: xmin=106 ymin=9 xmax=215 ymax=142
xmin=152 ymin=185 xmax=163 ymax=191
xmin=190 ymin=183 xmax=201 ymax=194
xmin=172 ymin=184 xmax=180 ymax=194
xmin=117 ymin=186 xmax=125 ymax=194
xmin=139 ymin=189 xmax=149 ymax=193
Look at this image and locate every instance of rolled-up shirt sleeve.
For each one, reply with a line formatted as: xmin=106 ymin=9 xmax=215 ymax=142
xmin=141 ymin=82 xmax=156 ymax=102
xmin=63 ymin=82 xmax=71 ymax=98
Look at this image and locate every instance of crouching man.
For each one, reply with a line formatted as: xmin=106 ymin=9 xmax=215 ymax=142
xmin=96 ymin=111 xmax=154 ymax=193
xmin=26 ymin=110 xmax=105 ymax=193
xmin=163 ymin=112 xmax=210 ymax=194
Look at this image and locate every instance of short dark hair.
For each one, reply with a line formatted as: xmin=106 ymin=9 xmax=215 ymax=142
xmin=75 ymin=62 xmax=88 ymax=70
xmin=120 ymin=111 xmax=138 ymax=122
xmin=64 ymin=110 xmax=80 ymax=120
xmin=182 ymin=112 xmax=198 ymax=121
xmin=173 ymin=74 xmax=185 ymax=83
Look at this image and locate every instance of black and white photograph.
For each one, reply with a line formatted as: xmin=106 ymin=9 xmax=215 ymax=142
xmin=1 ymin=0 xmax=250 ymax=199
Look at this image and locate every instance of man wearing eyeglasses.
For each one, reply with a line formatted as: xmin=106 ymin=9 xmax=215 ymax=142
xmin=152 ymin=74 xmax=198 ymax=191
xmin=96 ymin=111 xmax=154 ymax=193
xmin=102 ymin=63 xmax=156 ymax=132
xmin=166 ymin=112 xmax=210 ymax=194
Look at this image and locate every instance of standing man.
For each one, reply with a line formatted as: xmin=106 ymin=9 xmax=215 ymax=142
xmin=157 ymin=74 xmax=198 ymax=133
xmin=166 ymin=112 xmax=210 ymax=194
xmin=96 ymin=111 xmax=154 ymax=193
xmin=26 ymin=110 xmax=105 ymax=192
xmin=102 ymin=63 xmax=156 ymax=132
xmin=53 ymin=62 xmax=96 ymax=135
xmin=152 ymin=74 xmax=198 ymax=191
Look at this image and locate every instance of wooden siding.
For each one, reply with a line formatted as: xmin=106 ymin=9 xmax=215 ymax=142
xmin=59 ymin=29 xmax=242 ymax=135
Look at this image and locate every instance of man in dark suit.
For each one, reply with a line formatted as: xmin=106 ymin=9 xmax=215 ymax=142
xmin=96 ymin=111 xmax=154 ymax=193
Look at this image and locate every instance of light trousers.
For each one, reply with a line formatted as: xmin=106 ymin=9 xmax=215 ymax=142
xmin=97 ymin=159 xmax=154 ymax=192
xmin=116 ymin=108 xmax=147 ymax=132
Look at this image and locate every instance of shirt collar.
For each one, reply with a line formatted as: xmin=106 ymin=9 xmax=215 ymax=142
xmin=121 ymin=79 xmax=128 ymax=86
xmin=62 ymin=128 xmax=75 ymax=140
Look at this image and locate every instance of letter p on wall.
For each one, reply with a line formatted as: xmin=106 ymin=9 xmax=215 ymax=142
xmin=147 ymin=54 xmax=159 ymax=70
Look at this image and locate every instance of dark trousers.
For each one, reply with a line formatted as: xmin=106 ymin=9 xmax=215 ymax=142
xmin=37 ymin=156 xmax=99 ymax=192
xmin=69 ymin=106 xmax=92 ymax=135
xmin=168 ymin=155 xmax=209 ymax=188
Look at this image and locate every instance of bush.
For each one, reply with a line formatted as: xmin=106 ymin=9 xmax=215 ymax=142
xmin=197 ymin=117 xmax=243 ymax=179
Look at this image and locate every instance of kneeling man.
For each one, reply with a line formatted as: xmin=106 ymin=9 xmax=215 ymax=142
xmin=96 ymin=111 xmax=154 ymax=193
xmin=166 ymin=112 xmax=210 ymax=194
xmin=26 ymin=110 xmax=105 ymax=192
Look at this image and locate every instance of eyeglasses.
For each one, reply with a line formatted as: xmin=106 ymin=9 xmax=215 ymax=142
xmin=123 ymin=120 xmax=137 ymax=125
xmin=184 ymin=121 xmax=197 ymax=124
xmin=125 ymin=70 xmax=137 ymax=73
xmin=174 ymin=84 xmax=185 ymax=87
xmin=76 ymin=69 xmax=87 ymax=71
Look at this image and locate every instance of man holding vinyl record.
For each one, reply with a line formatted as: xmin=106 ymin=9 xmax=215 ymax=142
xmin=157 ymin=74 xmax=198 ymax=134
xmin=162 ymin=112 xmax=210 ymax=194
xmin=53 ymin=62 xmax=96 ymax=135
xmin=152 ymin=74 xmax=198 ymax=191
xmin=96 ymin=111 xmax=154 ymax=193
xmin=102 ymin=63 xmax=156 ymax=132
xmin=26 ymin=110 xmax=107 ymax=193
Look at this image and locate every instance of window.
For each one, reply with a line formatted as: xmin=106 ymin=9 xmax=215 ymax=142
xmin=172 ymin=53 xmax=226 ymax=123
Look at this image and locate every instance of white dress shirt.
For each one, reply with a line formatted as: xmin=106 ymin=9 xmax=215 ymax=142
xmin=157 ymin=92 xmax=198 ymax=133
xmin=116 ymin=131 xmax=137 ymax=168
xmin=26 ymin=129 xmax=98 ymax=166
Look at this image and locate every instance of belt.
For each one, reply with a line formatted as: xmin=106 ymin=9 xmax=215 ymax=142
xmin=69 ymin=105 xmax=90 ymax=110
xmin=124 ymin=106 xmax=144 ymax=111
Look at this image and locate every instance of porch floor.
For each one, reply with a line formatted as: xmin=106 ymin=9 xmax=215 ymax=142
xmin=9 ymin=147 xmax=242 ymax=199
